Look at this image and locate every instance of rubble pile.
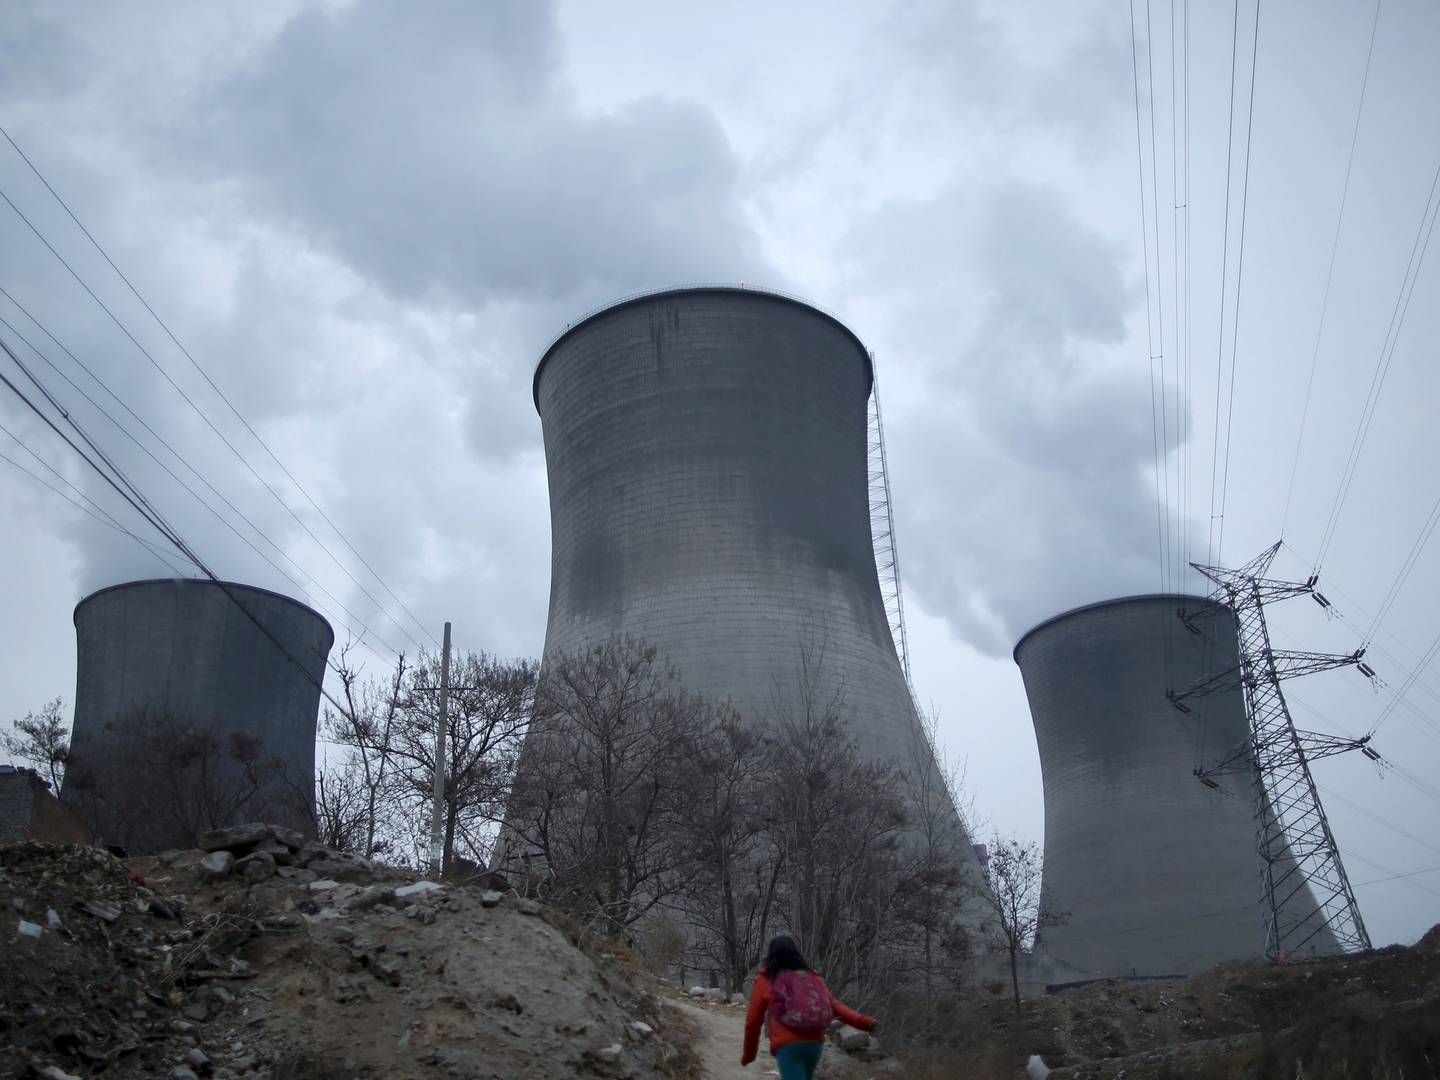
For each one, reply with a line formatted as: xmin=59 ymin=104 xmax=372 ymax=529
xmin=3 ymin=828 xmax=700 ymax=1080
xmin=916 ymin=926 xmax=1440 ymax=1080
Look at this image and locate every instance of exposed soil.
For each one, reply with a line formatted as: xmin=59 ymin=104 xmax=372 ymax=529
xmin=1 ymin=840 xmax=699 ymax=1080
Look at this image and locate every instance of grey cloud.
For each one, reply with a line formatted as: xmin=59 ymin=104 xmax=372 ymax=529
xmin=852 ymin=179 xmax=1195 ymax=656
xmin=182 ymin=0 xmax=772 ymax=307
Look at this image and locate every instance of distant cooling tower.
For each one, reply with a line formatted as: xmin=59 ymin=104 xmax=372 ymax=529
xmin=63 ymin=578 xmax=333 ymax=852
xmin=1014 ymin=594 xmax=1340 ymax=979
xmin=526 ymin=285 xmax=984 ymax=878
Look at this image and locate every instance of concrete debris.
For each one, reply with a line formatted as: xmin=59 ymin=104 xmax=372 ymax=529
xmin=0 ymin=834 xmax=693 ymax=1080
xmin=16 ymin=918 xmax=42 ymax=938
xmin=837 ymin=1024 xmax=871 ymax=1051
xmin=183 ymin=1046 xmax=212 ymax=1070
xmin=196 ymin=850 xmax=235 ymax=882
xmin=393 ymin=880 xmax=444 ymax=900
xmin=77 ymin=899 xmax=121 ymax=922
xmin=343 ymin=884 xmax=396 ymax=911
xmin=199 ymin=823 xmax=270 ymax=852
xmin=235 ymin=851 xmax=277 ymax=883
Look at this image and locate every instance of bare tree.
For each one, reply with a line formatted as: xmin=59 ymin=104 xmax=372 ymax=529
xmin=2 ymin=698 xmax=69 ymax=791
xmin=385 ymin=647 xmax=537 ymax=874
xmin=674 ymin=701 xmax=782 ymax=992
xmin=764 ymin=640 xmax=909 ymax=995
xmin=890 ymin=708 xmax=982 ymax=992
xmin=322 ymin=645 xmax=408 ymax=857
xmin=506 ymin=638 xmax=704 ymax=936
xmin=312 ymin=756 xmax=376 ymax=852
xmin=982 ymin=835 xmax=1063 ymax=1010
xmin=64 ymin=708 xmax=297 ymax=852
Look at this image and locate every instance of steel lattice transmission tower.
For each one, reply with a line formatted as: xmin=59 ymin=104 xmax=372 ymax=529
xmin=1168 ymin=541 xmax=1375 ymax=960
xmin=867 ymin=358 xmax=912 ymax=684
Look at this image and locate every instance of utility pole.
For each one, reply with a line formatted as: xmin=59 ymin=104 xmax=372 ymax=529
xmin=428 ymin=621 xmax=452 ymax=878
xmin=1168 ymin=541 xmax=1375 ymax=960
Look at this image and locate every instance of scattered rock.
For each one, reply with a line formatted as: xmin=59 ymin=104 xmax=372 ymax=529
xmin=728 ymin=992 xmax=746 ymax=1007
xmin=251 ymin=839 xmax=294 ymax=865
xmin=479 ymin=890 xmax=503 ymax=908
xmin=837 ymin=1024 xmax=871 ymax=1051
xmin=627 ymin=1020 xmax=654 ymax=1040
xmin=343 ymin=884 xmax=396 ymax=911
xmin=183 ymin=1046 xmax=212 ymax=1071
xmin=170 ymin=1068 xmax=200 ymax=1080
xmin=687 ymin=986 xmax=707 ymax=998
xmin=701 ymin=987 xmax=727 ymax=1002
xmin=32 ymin=1064 xmax=82 ymax=1080
xmin=394 ymin=880 xmax=444 ymax=901
xmin=17 ymin=918 xmax=42 ymax=938
xmin=45 ymin=907 xmax=64 ymax=930
xmin=196 ymin=851 xmax=235 ymax=882
xmin=235 ymin=851 xmax=277 ymax=883
xmin=275 ymin=866 xmax=316 ymax=884
xmin=77 ymin=900 xmax=122 ymax=922
xmin=307 ymin=879 xmax=341 ymax=892
xmin=268 ymin=825 xmax=305 ymax=850
xmin=597 ymin=1043 xmax=624 ymax=1061
xmin=183 ymin=1000 xmax=209 ymax=1022
xmin=370 ymin=955 xmax=403 ymax=986
xmin=199 ymin=823 xmax=269 ymax=853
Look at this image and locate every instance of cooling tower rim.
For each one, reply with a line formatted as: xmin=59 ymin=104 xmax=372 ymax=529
xmin=531 ymin=283 xmax=873 ymax=410
xmin=1012 ymin=592 xmax=1231 ymax=664
xmin=74 ymin=577 xmax=336 ymax=648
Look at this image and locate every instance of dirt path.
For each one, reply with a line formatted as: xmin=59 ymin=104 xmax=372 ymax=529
xmin=667 ymin=998 xmax=769 ymax=1080
xmin=665 ymin=995 xmax=897 ymax=1080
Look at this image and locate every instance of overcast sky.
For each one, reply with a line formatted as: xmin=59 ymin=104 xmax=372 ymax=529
xmin=2 ymin=0 xmax=1437 ymax=947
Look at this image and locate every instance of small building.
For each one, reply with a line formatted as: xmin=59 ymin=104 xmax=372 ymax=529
xmin=0 ymin=765 xmax=91 ymax=846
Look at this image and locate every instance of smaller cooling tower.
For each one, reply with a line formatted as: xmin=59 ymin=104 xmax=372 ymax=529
xmin=1014 ymin=594 xmax=1339 ymax=980
xmin=63 ymin=578 xmax=333 ymax=852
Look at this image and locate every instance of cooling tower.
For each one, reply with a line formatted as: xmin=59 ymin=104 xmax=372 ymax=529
xmin=1014 ymin=594 xmax=1340 ymax=980
xmin=63 ymin=578 xmax=333 ymax=852
xmin=527 ymin=285 xmax=983 ymax=876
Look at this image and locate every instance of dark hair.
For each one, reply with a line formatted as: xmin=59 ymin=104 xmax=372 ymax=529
xmin=763 ymin=935 xmax=810 ymax=977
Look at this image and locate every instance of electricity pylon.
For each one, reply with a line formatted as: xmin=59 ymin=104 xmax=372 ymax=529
xmin=1168 ymin=541 xmax=1373 ymax=960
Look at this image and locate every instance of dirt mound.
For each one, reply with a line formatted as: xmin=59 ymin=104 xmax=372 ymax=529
xmin=2 ymin=838 xmax=700 ymax=1080
xmin=902 ymin=932 xmax=1440 ymax=1079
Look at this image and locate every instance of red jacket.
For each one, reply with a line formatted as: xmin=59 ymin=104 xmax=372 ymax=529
xmin=741 ymin=970 xmax=874 ymax=1064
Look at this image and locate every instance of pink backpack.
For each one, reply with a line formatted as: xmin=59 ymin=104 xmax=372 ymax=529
xmin=768 ymin=969 xmax=834 ymax=1032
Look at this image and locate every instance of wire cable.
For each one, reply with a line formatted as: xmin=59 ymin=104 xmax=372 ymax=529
xmin=1207 ymin=0 xmax=1243 ymax=565
xmin=0 ymin=124 xmax=439 ymax=651
xmin=1314 ymin=153 xmax=1440 ymax=571
xmin=1214 ymin=0 xmax=1262 ymax=563
xmin=0 ymin=301 xmax=401 ymax=665
xmin=0 ymin=180 xmax=430 ymax=654
xmin=1280 ymin=0 xmax=1382 ymax=539
xmin=0 ymin=336 xmax=357 ymax=718
xmin=0 ymin=446 xmax=192 ymax=578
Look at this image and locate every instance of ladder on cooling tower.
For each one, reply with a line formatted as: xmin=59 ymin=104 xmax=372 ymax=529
xmin=867 ymin=357 xmax=912 ymax=686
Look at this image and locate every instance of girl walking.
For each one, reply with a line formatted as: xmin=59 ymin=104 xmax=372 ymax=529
xmin=740 ymin=935 xmax=877 ymax=1080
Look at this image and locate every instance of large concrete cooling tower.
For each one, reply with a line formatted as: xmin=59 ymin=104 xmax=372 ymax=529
xmin=63 ymin=578 xmax=333 ymax=852
xmin=530 ymin=285 xmax=981 ymax=867
xmin=1014 ymin=594 xmax=1340 ymax=980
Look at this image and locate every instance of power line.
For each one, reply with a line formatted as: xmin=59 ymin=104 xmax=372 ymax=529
xmin=0 ymin=335 xmax=354 ymax=720
xmin=1313 ymin=152 xmax=1440 ymax=571
xmin=1130 ymin=0 xmax=1170 ymax=604
xmin=0 ymin=124 xmax=439 ymax=652
xmin=1207 ymin=0 xmax=1243 ymax=565
xmin=0 ymin=299 xmax=401 ymax=666
xmin=0 ymin=445 xmax=192 ymax=579
xmin=1341 ymin=847 xmax=1440 ymax=901
xmin=1280 ymin=0 xmax=1382 ymax=539
xmin=1144 ymin=0 xmax=1174 ymax=597
xmin=1363 ymin=489 xmax=1440 ymax=645
xmin=1318 ymin=784 xmax=1440 ymax=860
xmin=0 ymin=178 xmax=431 ymax=654
xmin=1214 ymin=0 xmax=1262 ymax=563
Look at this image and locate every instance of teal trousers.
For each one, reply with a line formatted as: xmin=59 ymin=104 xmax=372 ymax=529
xmin=774 ymin=1041 xmax=825 ymax=1080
